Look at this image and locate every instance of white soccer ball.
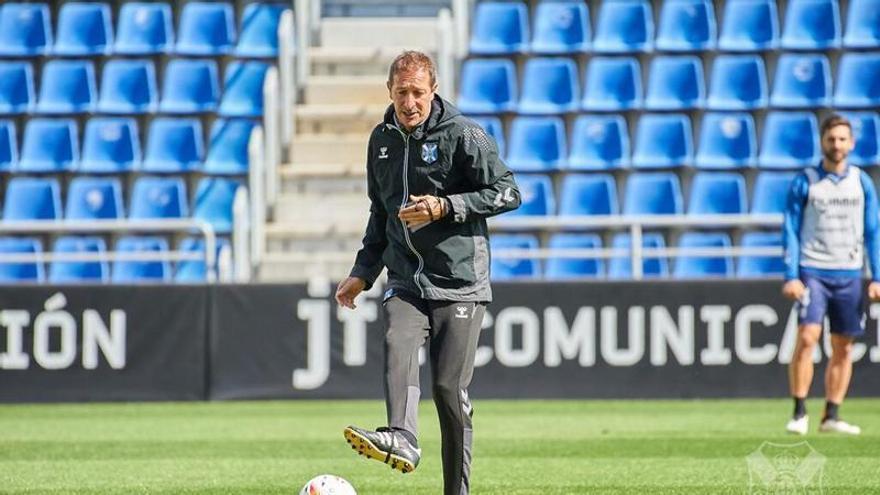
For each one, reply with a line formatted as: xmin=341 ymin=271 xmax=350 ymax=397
xmin=298 ymin=474 xmax=357 ymax=495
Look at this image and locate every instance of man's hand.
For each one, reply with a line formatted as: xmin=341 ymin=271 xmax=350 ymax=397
xmin=336 ymin=276 xmax=366 ymax=309
xmin=782 ymin=279 xmax=806 ymax=302
xmin=398 ymin=194 xmax=447 ymax=230
xmin=868 ymin=281 xmax=880 ymax=301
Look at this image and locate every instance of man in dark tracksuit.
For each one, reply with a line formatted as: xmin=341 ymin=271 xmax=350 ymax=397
xmin=336 ymin=50 xmax=520 ymax=495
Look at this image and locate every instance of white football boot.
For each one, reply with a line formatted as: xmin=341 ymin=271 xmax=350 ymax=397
xmin=819 ymin=418 xmax=861 ymax=435
xmin=786 ymin=415 xmax=809 ymax=435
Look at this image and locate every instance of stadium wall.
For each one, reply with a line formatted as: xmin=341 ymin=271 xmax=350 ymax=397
xmin=2 ymin=282 xmax=879 ymax=402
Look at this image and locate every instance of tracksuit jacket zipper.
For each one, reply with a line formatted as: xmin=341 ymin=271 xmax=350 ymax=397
xmin=391 ymin=126 xmax=425 ymax=298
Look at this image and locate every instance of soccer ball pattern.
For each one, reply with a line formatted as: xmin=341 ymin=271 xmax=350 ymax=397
xmin=298 ymin=474 xmax=357 ymax=495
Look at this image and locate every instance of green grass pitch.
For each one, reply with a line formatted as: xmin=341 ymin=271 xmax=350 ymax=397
xmin=2 ymin=399 xmax=879 ymax=494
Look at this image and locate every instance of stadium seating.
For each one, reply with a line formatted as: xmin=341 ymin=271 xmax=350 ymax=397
xmin=129 ymin=176 xmax=188 ymax=220
xmin=751 ymin=171 xmax=797 ymax=213
xmin=507 ymin=174 xmax=555 ymax=217
xmin=833 ymin=53 xmax=880 ymax=108
xmin=623 ymin=172 xmax=684 ymax=215
xmin=581 ymin=57 xmax=642 ymax=111
xmin=192 ymin=177 xmax=242 ymax=234
xmin=0 ymin=237 xmax=44 ymax=283
xmin=112 ymin=236 xmax=171 ymax=282
xmin=0 ymin=3 xmax=52 ymax=56
xmin=49 ymin=236 xmax=109 ymax=283
xmin=457 ymin=58 xmax=517 ymax=114
xmin=644 ymin=56 xmax=705 ymax=110
xmin=175 ymin=236 xmax=231 ymax=282
xmin=97 ymin=59 xmax=158 ymax=114
xmin=35 ymin=60 xmax=97 ymax=114
xmin=568 ymin=115 xmax=629 ymax=170
xmin=695 ymin=112 xmax=757 ymax=169
xmin=545 ymin=233 xmax=604 ymax=279
xmin=687 ymin=172 xmax=748 ymax=215
xmin=706 ymin=55 xmax=768 ymax=110
xmin=608 ymin=232 xmax=669 ymax=279
xmin=0 ymin=61 xmax=35 ymax=115
xmin=518 ymin=57 xmax=579 ymax=115
xmin=142 ymin=118 xmax=204 ymax=173
xmin=218 ymin=61 xmax=270 ymax=118
xmin=655 ymin=0 xmax=716 ymax=51
xmin=839 ymin=112 xmax=880 ymax=166
xmin=65 ymin=176 xmax=124 ymax=220
xmin=489 ymin=234 xmax=539 ymax=280
xmin=18 ymin=118 xmax=78 ymax=173
xmin=468 ymin=116 xmax=505 ymax=157
xmin=235 ymin=3 xmax=288 ymax=58
xmin=0 ymin=120 xmax=18 ymax=171
xmin=737 ymin=231 xmax=785 ymax=277
xmin=53 ymin=2 xmax=113 ymax=56
xmin=159 ymin=59 xmax=220 ymax=114
xmin=114 ymin=3 xmax=174 ymax=55
xmin=632 ymin=114 xmax=693 ymax=168
xmin=593 ymin=0 xmax=653 ymax=53
xmin=758 ymin=112 xmax=820 ymax=168
xmin=770 ymin=54 xmax=832 ymax=108
xmin=843 ymin=0 xmax=880 ymax=48
xmin=205 ymin=119 xmax=256 ymax=175
xmin=3 ymin=177 xmax=61 ymax=221
xmin=718 ymin=0 xmax=779 ymax=51
xmin=469 ymin=2 xmax=528 ymax=55
xmin=530 ymin=1 xmax=590 ymax=54
xmin=673 ymin=232 xmax=734 ymax=278
xmin=780 ymin=0 xmax=841 ymax=49
xmin=558 ymin=173 xmax=618 ymax=216
xmin=80 ymin=117 xmax=141 ymax=173
xmin=175 ymin=2 xmax=236 ymax=55
xmin=506 ymin=117 xmax=567 ymax=171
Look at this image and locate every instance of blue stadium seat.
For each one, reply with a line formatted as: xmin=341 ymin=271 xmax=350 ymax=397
xmin=35 ymin=60 xmax=97 ymax=114
xmin=706 ymin=55 xmax=767 ymax=110
xmin=235 ymin=3 xmax=287 ymax=57
xmin=129 ymin=176 xmax=188 ymax=220
xmin=843 ymin=0 xmax=880 ymax=48
xmin=192 ymin=177 xmax=242 ymax=234
xmin=758 ymin=112 xmax=820 ymax=168
xmin=49 ymin=236 xmax=109 ymax=283
xmin=159 ymin=59 xmax=220 ymax=114
xmin=673 ymin=232 xmax=734 ymax=278
xmin=18 ymin=118 xmax=78 ymax=173
xmin=3 ymin=177 xmax=61 ymax=221
xmin=489 ymin=234 xmax=539 ymax=280
xmin=0 ymin=120 xmax=16 ymax=171
xmin=644 ymin=55 xmax=704 ymax=110
xmin=531 ymin=1 xmax=590 ymax=54
xmin=469 ymin=2 xmax=528 ymax=54
xmin=506 ymin=117 xmax=567 ymax=171
xmin=175 ymin=236 xmax=231 ymax=282
xmin=506 ymin=174 xmax=555 ymax=217
xmin=839 ymin=112 xmax=880 ymax=166
xmin=569 ymin=115 xmax=629 ymax=170
xmin=468 ymin=116 xmax=505 ymax=157
xmin=770 ymin=54 xmax=832 ymax=108
xmin=115 ymin=3 xmax=174 ymax=55
xmin=0 ymin=237 xmax=44 ymax=283
xmin=65 ymin=176 xmax=124 ymax=220
xmin=545 ymin=233 xmax=604 ymax=279
xmin=143 ymin=118 xmax=204 ymax=173
xmin=751 ymin=171 xmax=797 ymax=213
xmin=593 ymin=0 xmax=653 ymax=53
xmin=781 ymin=0 xmax=841 ymax=49
xmin=176 ymin=2 xmax=236 ymax=55
xmin=0 ymin=3 xmax=52 ymax=56
xmin=218 ymin=61 xmax=270 ymax=118
xmin=833 ymin=53 xmax=880 ymax=108
xmin=205 ymin=119 xmax=255 ymax=175
xmin=53 ymin=2 xmax=112 ymax=56
xmin=456 ymin=59 xmax=517 ymax=114
xmin=623 ymin=172 xmax=684 ymax=215
xmin=112 ymin=236 xmax=171 ymax=283
xmin=718 ymin=0 xmax=779 ymax=51
xmin=632 ymin=113 xmax=693 ymax=168
xmin=80 ymin=117 xmax=141 ymax=173
xmin=695 ymin=112 xmax=757 ymax=169
xmin=97 ymin=59 xmax=158 ymax=114
xmin=559 ymin=173 xmax=618 ymax=215
xmin=608 ymin=232 xmax=669 ymax=279
xmin=687 ymin=172 xmax=747 ymax=214
xmin=581 ymin=57 xmax=642 ymax=111
xmin=0 ymin=61 xmax=35 ymax=115
xmin=738 ymin=231 xmax=785 ymax=277
xmin=656 ymin=0 xmax=716 ymax=51
xmin=518 ymin=57 xmax=579 ymax=114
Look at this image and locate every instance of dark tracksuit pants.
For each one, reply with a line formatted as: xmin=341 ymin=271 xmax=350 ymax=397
xmin=383 ymin=293 xmax=486 ymax=495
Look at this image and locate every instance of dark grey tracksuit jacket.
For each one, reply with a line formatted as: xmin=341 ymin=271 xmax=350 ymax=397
xmin=349 ymin=96 xmax=520 ymax=495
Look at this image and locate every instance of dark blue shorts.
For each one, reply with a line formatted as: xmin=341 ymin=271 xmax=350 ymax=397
xmin=798 ymin=273 xmax=865 ymax=337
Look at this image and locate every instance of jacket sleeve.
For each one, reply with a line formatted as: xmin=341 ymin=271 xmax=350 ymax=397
xmin=783 ymin=173 xmax=808 ymax=281
xmin=349 ymin=138 xmax=387 ymax=290
xmin=860 ymin=171 xmax=880 ymax=282
xmin=445 ymin=124 xmax=521 ymax=223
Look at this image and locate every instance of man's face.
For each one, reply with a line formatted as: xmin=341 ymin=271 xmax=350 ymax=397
xmin=821 ymin=124 xmax=855 ymax=164
xmin=388 ymin=68 xmax=436 ymax=132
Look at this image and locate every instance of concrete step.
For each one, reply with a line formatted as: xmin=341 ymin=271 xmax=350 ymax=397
xmin=309 ymin=46 xmax=414 ymax=76
xmin=295 ymin=104 xmax=386 ymax=134
xmin=279 ymin=167 xmax=367 ymax=195
xmin=290 ymin=134 xmax=367 ymax=165
xmin=258 ymin=255 xmax=353 ymax=282
xmin=304 ymin=76 xmax=389 ymax=105
xmin=319 ymin=18 xmax=438 ymax=48
xmin=272 ymin=192 xmax=369 ymax=223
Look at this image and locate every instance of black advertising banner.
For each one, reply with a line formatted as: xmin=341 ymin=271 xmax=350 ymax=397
xmin=0 ymin=286 xmax=208 ymax=402
xmin=210 ymin=281 xmax=880 ymax=399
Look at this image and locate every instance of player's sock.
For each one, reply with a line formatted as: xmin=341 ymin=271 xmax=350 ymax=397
xmin=793 ymin=396 xmax=807 ymax=419
xmin=822 ymin=401 xmax=839 ymax=422
xmin=395 ymin=428 xmax=419 ymax=448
